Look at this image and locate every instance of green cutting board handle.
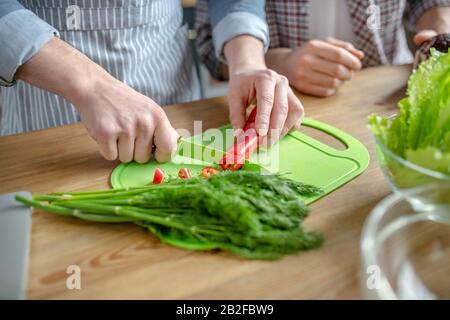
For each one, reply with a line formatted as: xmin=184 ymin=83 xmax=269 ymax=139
xmin=268 ymin=117 xmax=370 ymax=203
xmin=299 ymin=117 xmax=369 ymax=165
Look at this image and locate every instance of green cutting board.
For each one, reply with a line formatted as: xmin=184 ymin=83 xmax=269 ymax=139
xmin=110 ymin=117 xmax=369 ymax=204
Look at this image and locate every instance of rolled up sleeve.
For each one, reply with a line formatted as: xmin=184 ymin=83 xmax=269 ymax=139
xmin=0 ymin=6 xmax=59 ymax=86
xmin=207 ymin=0 xmax=269 ymax=63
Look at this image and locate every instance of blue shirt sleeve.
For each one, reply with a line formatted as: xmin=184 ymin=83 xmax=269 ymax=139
xmin=0 ymin=1 xmax=59 ymax=87
xmin=0 ymin=0 xmax=23 ymax=17
xmin=207 ymin=0 xmax=269 ymax=63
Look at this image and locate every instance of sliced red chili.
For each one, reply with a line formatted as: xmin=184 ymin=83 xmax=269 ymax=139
xmin=152 ymin=167 xmax=165 ymax=184
xmin=201 ymin=166 xmax=220 ymax=178
xmin=178 ymin=168 xmax=191 ymax=179
xmin=219 ymin=153 xmax=245 ymax=171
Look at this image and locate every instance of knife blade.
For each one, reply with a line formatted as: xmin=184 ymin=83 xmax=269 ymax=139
xmin=173 ymin=137 xmax=227 ymax=166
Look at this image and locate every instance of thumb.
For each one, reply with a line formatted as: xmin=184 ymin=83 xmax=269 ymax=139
xmin=153 ymin=119 xmax=179 ymax=163
xmin=414 ymin=29 xmax=438 ymax=46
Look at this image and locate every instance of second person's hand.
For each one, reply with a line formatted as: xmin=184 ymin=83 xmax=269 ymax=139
xmin=266 ymin=37 xmax=365 ymax=97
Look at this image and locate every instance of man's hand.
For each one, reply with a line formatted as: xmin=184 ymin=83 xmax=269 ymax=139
xmin=414 ymin=29 xmax=438 ymax=46
xmin=414 ymin=7 xmax=450 ymax=46
xmin=228 ymin=69 xmax=303 ymax=143
xmin=224 ymin=35 xmax=304 ymax=145
xmin=74 ymin=77 xmax=178 ymax=163
xmin=266 ymin=38 xmax=364 ymax=97
xmin=16 ymin=37 xmax=178 ymax=163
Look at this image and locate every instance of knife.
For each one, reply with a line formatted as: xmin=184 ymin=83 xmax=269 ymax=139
xmin=0 ymin=191 xmax=32 ymax=300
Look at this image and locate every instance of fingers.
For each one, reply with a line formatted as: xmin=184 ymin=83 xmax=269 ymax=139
xmin=414 ymin=29 xmax=438 ymax=46
xmin=134 ymin=128 xmax=154 ymax=164
xmin=305 ymin=54 xmax=353 ymax=81
xmin=254 ymin=70 xmax=277 ymax=136
xmin=294 ymin=81 xmax=337 ymax=97
xmin=153 ymin=118 xmax=178 ymax=163
xmin=118 ymin=133 xmax=135 ymax=163
xmin=268 ymin=76 xmax=289 ymax=143
xmin=306 ymin=39 xmax=362 ymax=70
xmin=282 ymin=89 xmax=304 ymax=136
xmin=297 ymin=69 xmax=343 ymax=89
xmin=97 ymin=136 xmax=118 ymax=161
xmin=97 ymin=115 xmax=174 ymax=164
xmin=228 ymin=94 xmax=247 ymax=131
xmin=324 ymin=37 xmax=365 ymax=60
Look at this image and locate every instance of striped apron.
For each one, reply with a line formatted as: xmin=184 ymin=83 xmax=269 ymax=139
xmin=0 ymin=0 xmax=199 ymax=136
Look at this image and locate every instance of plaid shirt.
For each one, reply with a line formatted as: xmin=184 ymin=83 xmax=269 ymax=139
xmin=196 ymin=0 xmax=450 ymax=80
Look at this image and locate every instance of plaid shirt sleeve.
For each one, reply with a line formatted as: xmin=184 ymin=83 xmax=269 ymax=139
xmin=195 ymin=0 xmax=228 ymax=80
xmin=404 ymin=0 xmax=450 ymax=32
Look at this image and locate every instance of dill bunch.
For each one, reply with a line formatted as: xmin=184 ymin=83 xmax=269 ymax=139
xmin=16 ymin=171 xmax=323 ymax=260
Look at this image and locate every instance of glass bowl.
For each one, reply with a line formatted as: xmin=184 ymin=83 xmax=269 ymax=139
xmin=360 ymin=184 xmax=450 ymax=299
xmin=374 ymin=135 xmax=450 ymax=210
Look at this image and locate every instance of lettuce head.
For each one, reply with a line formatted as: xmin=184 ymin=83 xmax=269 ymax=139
xmin=368 ymin=49 xmax=450 ymax=181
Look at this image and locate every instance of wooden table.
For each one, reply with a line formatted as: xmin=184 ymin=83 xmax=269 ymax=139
xmin=0 ymin=65 xmax=411 ymax=299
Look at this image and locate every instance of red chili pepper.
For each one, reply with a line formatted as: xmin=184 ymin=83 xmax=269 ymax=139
xmin=152 ymin=167 xmax=165 ymax=184
xmin=243 ymin=106 xmax=257 ymax=130
xmin=178 ymin=168 xmax=191 ymax=179
xmin=201 ymin=166 xmax=220 ymax=178
xmin=220 ymin=106 xmax=260 ymax=171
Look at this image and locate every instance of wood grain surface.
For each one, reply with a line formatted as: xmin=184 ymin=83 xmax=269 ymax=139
xmin=0 ymin=65 xmax=411 ymax=299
